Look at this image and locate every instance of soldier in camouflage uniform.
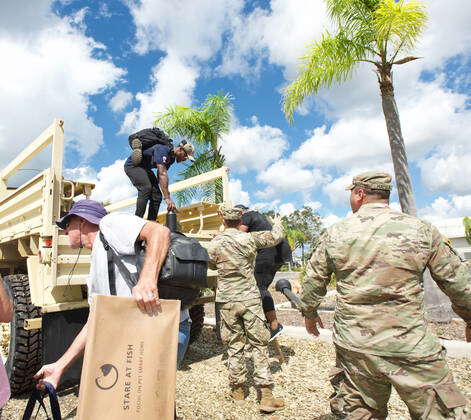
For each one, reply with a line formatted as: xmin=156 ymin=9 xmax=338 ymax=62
xmin=300 ymin=171 xmax=471 ymax=420
xmin=207 ymin=206 xmax=285 ymax=413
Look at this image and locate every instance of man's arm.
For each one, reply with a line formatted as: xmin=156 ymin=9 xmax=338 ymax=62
xmin=0 ymin=281 xmax=12 ymax=323
xmin=238 ymin=224 xmax=249 ymax=232
xmin=156 ymin=164 xmax=176 ymax=211
xmin=250 ymin=215 xmax=284 ymax=249
xmin=427 ymin=227 xmax=471 ymax=341
xmin=34 ymin=321 xmax=88 ymax=389
xmin=132 ymin=222 xmax=171 ymax=314
xmin=300 ymin=232 xmax=333 ymax=335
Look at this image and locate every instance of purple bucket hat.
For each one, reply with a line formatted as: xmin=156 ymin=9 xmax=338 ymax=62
xmin=56 ymin=199 xmax=107 ymax=229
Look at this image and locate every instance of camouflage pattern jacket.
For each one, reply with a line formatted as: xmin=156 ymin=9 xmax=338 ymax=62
xmin=300 ymin=203 xmax=471 ymax=358
xmin=208 ymin=221 xmax=284 ymax=303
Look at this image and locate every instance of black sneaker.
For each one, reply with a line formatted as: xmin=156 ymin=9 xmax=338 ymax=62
xmin=131 ymin=138 xmax=143 ymax=165
xmin=269 ymin=324 xmax=284 ymax=342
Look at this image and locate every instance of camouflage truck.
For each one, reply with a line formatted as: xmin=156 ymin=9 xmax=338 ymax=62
xmin=0 ymin=119 xmax=226 ymax=394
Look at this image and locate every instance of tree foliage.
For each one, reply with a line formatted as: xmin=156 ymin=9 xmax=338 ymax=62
xmin=282 ymin=0 xmax=427 ymax=216
xmin=155 ymin=92 xmax=232 ymax=206
xmin=263 ymin=206 xmax=323 ymax=263
xmin=283 ymin=0 xmax=427 ymax=119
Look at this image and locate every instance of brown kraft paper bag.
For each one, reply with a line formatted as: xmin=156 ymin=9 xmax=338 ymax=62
xmin=77 ymin=295 xmax=180 ymax=420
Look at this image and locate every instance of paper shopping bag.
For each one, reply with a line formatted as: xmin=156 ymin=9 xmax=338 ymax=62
xmin=77 ymin=295 xmax=180 ymax=420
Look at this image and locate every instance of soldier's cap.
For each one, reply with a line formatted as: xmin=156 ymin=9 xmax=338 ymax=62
xmin=179 ymin=140 xmax=195 ymax=161
xmin=219 ymin=205 xmax=243 ymax=220
xmin=345 ymin=171 xmax=392 ymax=191
xmin=56 ymin=199 xmax=107 ymax=229
xmin=234 ymin=204 xmax=249 ymax=210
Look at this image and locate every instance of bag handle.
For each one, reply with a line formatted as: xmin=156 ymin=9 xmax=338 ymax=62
xmin=22 ymin=382 xmax=62 ymax=420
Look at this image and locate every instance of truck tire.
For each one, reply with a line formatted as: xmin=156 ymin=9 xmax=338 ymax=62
xmin=2 ymin=274 xmax=42 ymax=395
xmin=189 ymin=304 xmax=205 ymax=345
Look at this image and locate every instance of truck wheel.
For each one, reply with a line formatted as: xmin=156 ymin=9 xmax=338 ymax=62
xmin=189 ymin=304 xmax=205 ymax=345
xmin=2 ymin=274 xmax=42 ymax=394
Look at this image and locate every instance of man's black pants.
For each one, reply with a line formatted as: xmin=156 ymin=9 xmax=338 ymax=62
xmin=254 ymin=261 xmax=279 ymax=313
xmin=124 ymin=165 xmax=162 ymax=220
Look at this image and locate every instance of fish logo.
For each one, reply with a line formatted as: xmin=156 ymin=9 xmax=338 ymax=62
xmin=95 ymin=364 xmax=119 ymax=390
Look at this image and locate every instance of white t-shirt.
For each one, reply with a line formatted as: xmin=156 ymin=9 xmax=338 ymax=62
xmin=89 ymin=212 xmax=189 ymax=322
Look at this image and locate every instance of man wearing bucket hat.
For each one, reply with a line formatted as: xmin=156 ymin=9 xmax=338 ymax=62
xmin=300 ymin=171 xmax=471 ymax=419
xmin=33 ymin=200 xmax=191 ymax=398
xmin=124 ymin=140 xmax=196 ymax=220
xmin=207 ymin=205 xmax=285 ymax=413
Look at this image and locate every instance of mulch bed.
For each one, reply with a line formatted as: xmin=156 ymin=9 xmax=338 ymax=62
xmin=3 ymin=327 xmax=470 ymax=419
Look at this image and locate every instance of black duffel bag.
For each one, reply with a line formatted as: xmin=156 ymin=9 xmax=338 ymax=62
xmin=100 ymin=231 xmax=208 ymax=309
xmin=128 ymin=127 xmax=172 ymax=151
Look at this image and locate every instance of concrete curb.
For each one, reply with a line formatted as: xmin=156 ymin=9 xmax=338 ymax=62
xmin=203 ymin=318 xmax=471 ymax=359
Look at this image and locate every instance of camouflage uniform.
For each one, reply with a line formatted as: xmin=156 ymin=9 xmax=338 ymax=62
xmin=300 ymin=172 xmax=471 ymax=420
xmin=207 ymin=207 xmax=284 ymax=386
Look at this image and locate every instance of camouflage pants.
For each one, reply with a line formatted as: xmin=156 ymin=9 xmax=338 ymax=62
xmin=330 ymin=345 xmax=469 ymax=420
xmin=219 ymin=298 xmax=272 ymax=387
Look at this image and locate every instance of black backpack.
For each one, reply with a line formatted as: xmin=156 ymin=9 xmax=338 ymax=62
xmin=275 ymin=239 xmax=293 ymax=268
xmin=128 ymin=127 xmax=173 ymax=151
xmin=100 ymin=231 xmax=208 ymax=309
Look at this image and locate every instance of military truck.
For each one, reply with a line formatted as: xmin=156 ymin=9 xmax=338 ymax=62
xmin=0 ymin=119 xmax=227 ymax=394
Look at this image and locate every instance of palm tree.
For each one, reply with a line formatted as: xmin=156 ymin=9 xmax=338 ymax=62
xmin=155 ymin=92 xmax=232 ymax=205
xmin=283 ymin=0 xmax=427 ymax=216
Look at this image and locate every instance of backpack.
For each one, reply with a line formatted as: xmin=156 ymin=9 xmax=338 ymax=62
xmin=128 ymin=127 xmax=173 ymax=151
xmin=100 ymin=231 xmax=208 ymax=309
xmin=275 ymin=239 xmax=292 ymax=268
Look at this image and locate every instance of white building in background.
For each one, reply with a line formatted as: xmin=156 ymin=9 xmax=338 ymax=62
xmin=433 ymin=218 xmax=471 ymax=260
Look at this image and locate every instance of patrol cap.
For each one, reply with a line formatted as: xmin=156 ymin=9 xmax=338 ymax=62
xmin=179 ymin=140 xmax=195 ymax=161
xmin=345 ymin=171 xmax=392 ymax=191
xmin=219 ymin=205 xmax=243 ymax=220
xmin=234 ymin=204 xmax=249 ymax=210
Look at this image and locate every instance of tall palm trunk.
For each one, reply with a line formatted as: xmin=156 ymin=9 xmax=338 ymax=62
xmin=378 ymin=67 xmax=417 ymax=216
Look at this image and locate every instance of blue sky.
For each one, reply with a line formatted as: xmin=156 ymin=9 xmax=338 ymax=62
xmin=1 ymin=0 xmax=471 ymax=225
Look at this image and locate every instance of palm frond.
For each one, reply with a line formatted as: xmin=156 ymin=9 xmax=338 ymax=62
xmin=282 ymin=31 xmax=366 ymax=121
xmin=373 ymin=0 xmax=427 ymax=58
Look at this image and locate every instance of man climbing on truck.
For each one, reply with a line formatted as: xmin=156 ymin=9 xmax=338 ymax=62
xmin=124 ymin=128 xmax=196 ymax=220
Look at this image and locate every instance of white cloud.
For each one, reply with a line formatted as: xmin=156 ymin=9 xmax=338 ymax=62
xmin=123 ymin=0 xmax=244 ymax=133
xmin=221 ymin=123 xmax=288 ymax=174
xmin=322 ymin=214 xmax=342 ymax=228
xmin=419 ymin=153 xmax=471 ymax=195
xmin=228 ymin=178 xmax=250 ymax=206
xmin=109 ymin=90 xmax=133 ymax=113
xmin=0 ymin=2 xmax=124 ymax=170
xmin=420 ymin=195 xmax=471 ymax=222
xmin=219 ymin=0 xmax=329 ymax=78
xmin=65 ymin=160 xmax=135 ymax=204
xmin=256 ymin=159 xmax=329 ymax=199
xmin=278 ymin=202 xmax=295 ymax=217
xmin=306 ymin=201 xmax=322 ymax=211
xmin=121 ymin=55 xmax=198 ymax=132
xmin=129 ymin=0 xmax=243 ymax=59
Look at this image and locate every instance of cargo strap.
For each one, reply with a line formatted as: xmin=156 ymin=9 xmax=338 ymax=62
xmin=99 ymin=231 xmax=117 ymax=295
xmin=22 ymin=381 xmax=62 ymax=420
xmin=99 ymin=231 xmax=139 ymax=296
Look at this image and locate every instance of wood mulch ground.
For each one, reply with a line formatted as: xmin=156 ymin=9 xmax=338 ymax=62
xmin=2 ymin=327 xmax=471 ymax=419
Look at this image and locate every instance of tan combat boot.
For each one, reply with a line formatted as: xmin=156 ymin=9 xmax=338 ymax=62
xmin=230 ymin=384 xmax=246 ymax=404
xmin=259 ymin=386 xmax=285 ymax=413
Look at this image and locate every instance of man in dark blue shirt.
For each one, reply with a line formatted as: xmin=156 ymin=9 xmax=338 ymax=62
xmin=124 ymin=140 xmax=195 ymax=220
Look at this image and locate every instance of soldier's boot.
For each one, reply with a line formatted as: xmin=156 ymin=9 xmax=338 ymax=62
xmin=131 ymin=138 xmax=143 ymax=165
xmin=230 ymin=384 xmax=246 ymax=405
xmin=259 ymin=387 xmax=285 ymax=413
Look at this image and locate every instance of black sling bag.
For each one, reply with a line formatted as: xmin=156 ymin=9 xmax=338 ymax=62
xmin=22 ymin=382 xmax=62 ymax=420
xmin=99 ymin=231 xmax=208 ymax=309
